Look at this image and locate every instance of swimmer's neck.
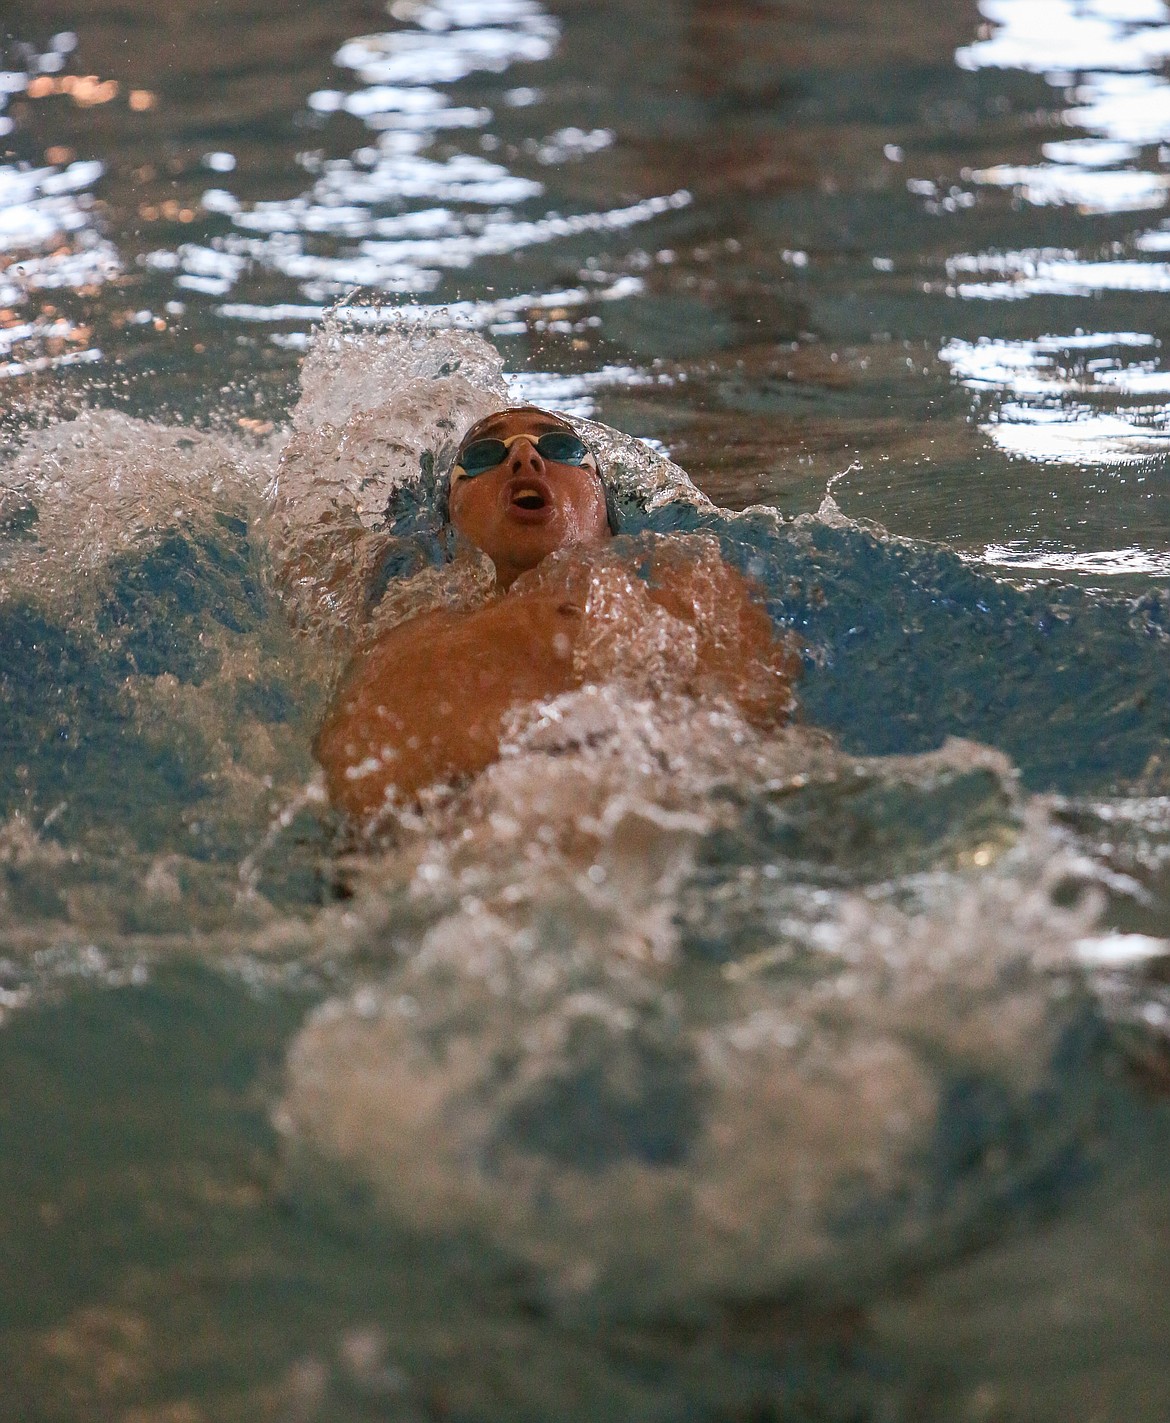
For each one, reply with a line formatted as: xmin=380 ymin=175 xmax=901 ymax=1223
xmin=493 ymin=565 xmax=524 ymax=592
xmin=485 ymin=557 xmax=557 ymax=593
xmin=488 ymin=534 xmax=614 ymax=592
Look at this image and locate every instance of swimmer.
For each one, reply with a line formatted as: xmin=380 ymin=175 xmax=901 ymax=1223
xmin=314 ymin=407 xmax=799 ymax=823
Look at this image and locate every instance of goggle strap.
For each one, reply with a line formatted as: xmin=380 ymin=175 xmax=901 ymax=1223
xmin=455 ymin=430 xmax=592 ymax=477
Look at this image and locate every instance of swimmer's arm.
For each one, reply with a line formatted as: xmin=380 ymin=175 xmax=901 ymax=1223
xmin=643 ymin=546 xmax=801 ymax=726
xmin=273 ymin=508 xmax=396 ymax=642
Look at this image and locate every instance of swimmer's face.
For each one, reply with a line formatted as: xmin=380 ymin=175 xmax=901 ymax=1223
xmin=448 ymin=408 xmax=611 ymax=588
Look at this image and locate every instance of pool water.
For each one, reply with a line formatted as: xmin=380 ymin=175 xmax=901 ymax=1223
xmin=2 ymin=0 xmax=1170 ymax=1418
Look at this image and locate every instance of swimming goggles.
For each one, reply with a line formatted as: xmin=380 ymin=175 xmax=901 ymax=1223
xmin=453 ymin=429 xmax=594 ymax=479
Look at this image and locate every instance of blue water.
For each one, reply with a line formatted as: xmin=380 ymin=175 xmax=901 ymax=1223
xmin=2 ymin=0 xmax=1170 ymax=1417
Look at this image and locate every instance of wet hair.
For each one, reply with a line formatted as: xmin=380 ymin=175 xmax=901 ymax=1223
xmin=443 ymin=406 xmax=621 ymax=535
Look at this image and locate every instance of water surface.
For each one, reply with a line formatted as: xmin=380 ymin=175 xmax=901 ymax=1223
xmin=2 ymin=0 xmax=1170 ymax=1418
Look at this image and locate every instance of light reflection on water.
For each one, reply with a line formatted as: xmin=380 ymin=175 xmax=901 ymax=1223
xmin=948 ymin=248 xmax=1170 ymax=296
xmin=916 ymin=0 xmax=1170 ymax=552
xmin=0 ymin=32 xmax=125 ymax=377
xmin=0 ymin=155 xmax=110 ymax=375
xmin=958 ymin=0 xmax=1170 ymax=216
xmin=2 ymin=0 xmax=1170 ymax=1416
xmin=941 ymin=329 xmax=1170 ymax=562
xmin=941 ymin=331 xmax=1170 ymax=462
xmin=218 ymin=270 xmax=648 ymax=332
xmin=975 ymin=540 xmax=1170 ymax=572
xmin=505 ymin=362 xmax=664 ymax=416
xmin=176 ymin=0 xmax=683 ymax=335
xmin=0 ymin=0 xmax=696 ymax=417
xmin=212 ymin=189 xmax=689 ymax=300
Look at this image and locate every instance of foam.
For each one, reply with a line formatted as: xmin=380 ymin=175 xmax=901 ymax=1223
xmin=277 ymin=713 xmax=1105 ymax=1317
xmin=0 ymin=410 xmax=272 ymax=607
xmin=248 ymin=322 xmax=1164 ymax=1311
xmin=0 ymin=322 xmax=1162 ymax=1317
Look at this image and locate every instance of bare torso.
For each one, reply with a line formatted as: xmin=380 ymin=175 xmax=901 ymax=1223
xmin=315 ymin=537 xmax=799 ymax=824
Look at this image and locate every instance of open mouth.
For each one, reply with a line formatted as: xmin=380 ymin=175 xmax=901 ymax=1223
xmin=502 ymin=476 xmax=554 ymax=523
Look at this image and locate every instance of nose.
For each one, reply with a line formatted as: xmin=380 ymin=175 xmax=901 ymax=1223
xmin=507 ymin=437 xmax=545 ymax=476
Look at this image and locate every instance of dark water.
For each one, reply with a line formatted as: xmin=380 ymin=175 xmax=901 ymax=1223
xmin=3 ymin=0 xmax=1170 ymax=1418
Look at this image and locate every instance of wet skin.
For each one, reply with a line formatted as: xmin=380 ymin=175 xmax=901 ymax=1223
xmin=444 ymin=408 xmax=612 ymax=591
xmin=315 ymin=409 xmax=797 ymax=824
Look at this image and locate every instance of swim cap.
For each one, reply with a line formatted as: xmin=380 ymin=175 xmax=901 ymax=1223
xmin=444 ymin=407 xmax=621 ymax=535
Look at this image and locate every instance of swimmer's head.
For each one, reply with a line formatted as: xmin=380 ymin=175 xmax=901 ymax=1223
xmin=446 ymin=406 xmax=617 ymax=588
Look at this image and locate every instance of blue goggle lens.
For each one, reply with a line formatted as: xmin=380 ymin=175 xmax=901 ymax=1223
xmin=456 ymin=431 xmax=591 ymax=477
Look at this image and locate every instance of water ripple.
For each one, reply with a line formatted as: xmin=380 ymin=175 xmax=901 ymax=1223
xmin=956 ymin=0 xmax=1170 ymax=214
xmin=941 ymin=332 xmax=1170 ymax=462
